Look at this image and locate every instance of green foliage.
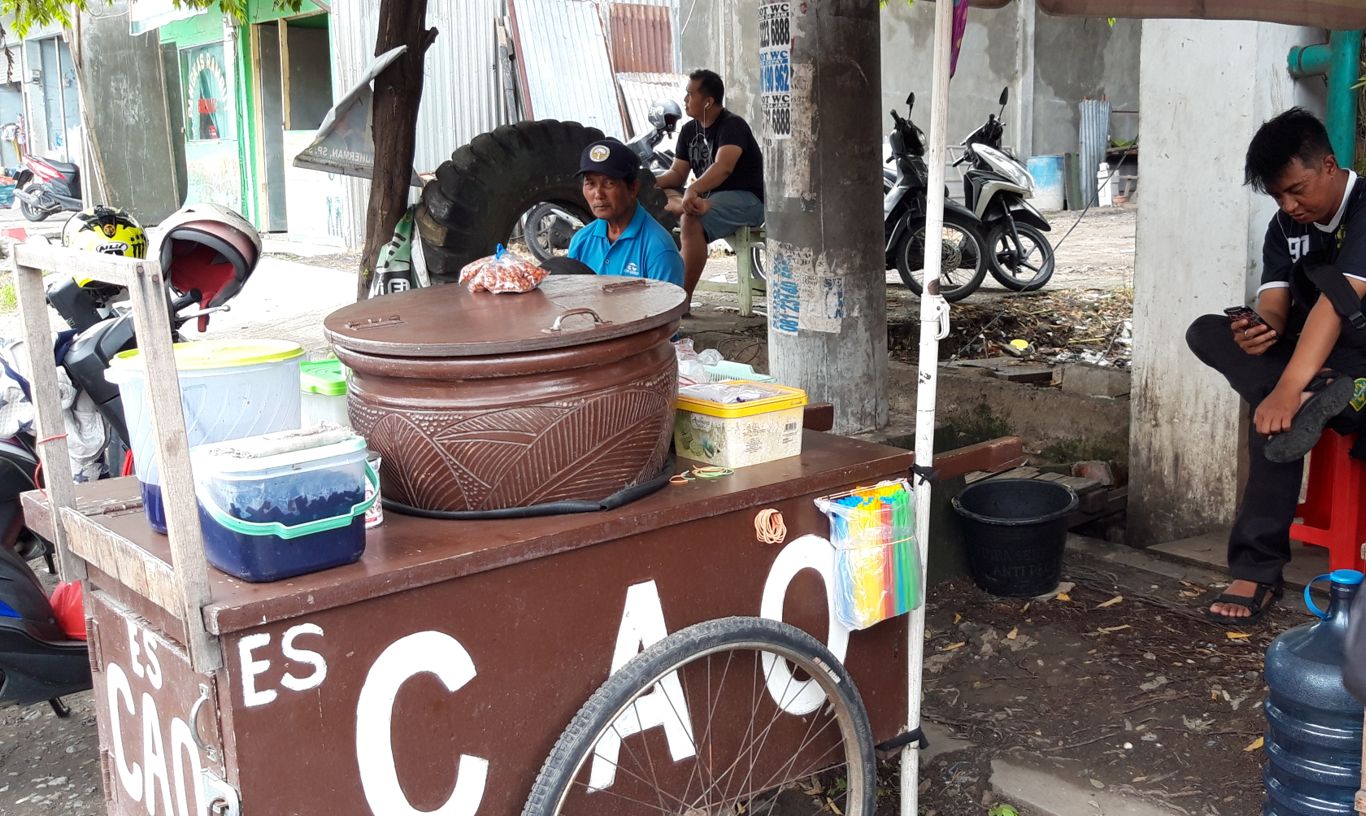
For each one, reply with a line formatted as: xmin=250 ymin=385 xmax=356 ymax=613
xmin=880 ymin=0 xmax=914 ymax=8
xmin=0 ymin=0 xmax=306 ymax=38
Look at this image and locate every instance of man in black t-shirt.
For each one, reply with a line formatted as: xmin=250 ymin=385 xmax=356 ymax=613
xmin=1187 ymin=108 xmax=1366 ymax=625
xmin=656 ymin=69 xmax=766 ymax=306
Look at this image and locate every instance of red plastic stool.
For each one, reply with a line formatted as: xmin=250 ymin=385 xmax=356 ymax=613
xmin=1291 ymin=431 xmax=1366 ymax=572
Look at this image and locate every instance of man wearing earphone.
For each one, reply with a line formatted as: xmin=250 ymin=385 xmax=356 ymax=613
xmin=655 ymin=69 xmax=766 ymax=310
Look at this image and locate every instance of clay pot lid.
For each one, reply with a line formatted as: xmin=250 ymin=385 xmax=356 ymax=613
xmin=324 ymin=275 xmax=686 ymax=358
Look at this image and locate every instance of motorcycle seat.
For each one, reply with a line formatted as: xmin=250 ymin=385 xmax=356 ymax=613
xmin=41 ymin=159 xmax=78 ymax=177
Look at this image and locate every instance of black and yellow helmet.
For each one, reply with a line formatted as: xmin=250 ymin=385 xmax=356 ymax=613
xmin=61 ymin=206 xmax=148 ymax=260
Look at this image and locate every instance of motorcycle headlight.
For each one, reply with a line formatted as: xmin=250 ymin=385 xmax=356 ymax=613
xmin=997 ymin=157 xmax=1033 ymax=191
xmin=976 ymin=145 xmax=1034 ymax=193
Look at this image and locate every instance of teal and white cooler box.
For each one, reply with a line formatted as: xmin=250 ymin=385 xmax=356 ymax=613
xmin=108 ymin=339 xmax=305 ymax=534
xmin=191 ymin=425 xmax=375 ymax=583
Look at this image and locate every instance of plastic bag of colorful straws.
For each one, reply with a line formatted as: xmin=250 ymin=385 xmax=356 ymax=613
xmin=815 ymin=479 xmax=922 ymax=630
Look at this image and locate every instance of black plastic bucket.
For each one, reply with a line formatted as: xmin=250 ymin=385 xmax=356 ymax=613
xmin=952 ymin=478 xmax=1079 ymax=597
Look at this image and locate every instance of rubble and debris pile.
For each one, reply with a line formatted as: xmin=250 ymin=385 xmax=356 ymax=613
xmin=890 ymin=288 xmax=1135 ymax=369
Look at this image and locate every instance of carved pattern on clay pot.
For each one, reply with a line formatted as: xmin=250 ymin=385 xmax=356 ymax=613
xmin=350 ymin=367 xmax=676 ymax=511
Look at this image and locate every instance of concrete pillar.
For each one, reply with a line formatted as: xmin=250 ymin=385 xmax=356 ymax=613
xmin=1013 ymin=0 xmax=1036 ymax=159
xmin=1129 ymin=20 xmax=1326 ymax=546
xmin=761 ymin=0 xmax=888 ymax=434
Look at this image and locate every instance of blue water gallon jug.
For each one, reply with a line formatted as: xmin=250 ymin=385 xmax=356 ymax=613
xmin=1264 ymin=569 xmax=1365 ymax=815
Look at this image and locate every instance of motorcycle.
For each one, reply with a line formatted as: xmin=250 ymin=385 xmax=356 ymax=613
xmin=0 ymin=204 xmax=260 ymax=715
xmin=522 ymin=99 xmax=684 ymax=263
xmin=956 ymin=87 xmax=1056 ymax=292
xmin=884 ymin=92 xmax=990 ymax=302
xmin=13 ymin=154 xmax=83 ymax=223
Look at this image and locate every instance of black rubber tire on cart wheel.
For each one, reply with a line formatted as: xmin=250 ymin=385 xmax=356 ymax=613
xmin=419 ymin=119 xmax=677 ymax=282
xmin=521 ymin=616 xmax=878 ymax=816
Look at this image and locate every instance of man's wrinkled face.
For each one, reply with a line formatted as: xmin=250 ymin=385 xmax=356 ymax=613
xmin=1267 ymin=155 xmax=1341 ymax=224
xmin=581 ymin=173 xmax=637 ymax=222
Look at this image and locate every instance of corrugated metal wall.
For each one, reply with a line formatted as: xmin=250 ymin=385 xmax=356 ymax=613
xmin=327 ymin=0 xmax=678 ymax=249
xmin=609 ymin=4 xmax=674 ymax=72
xmin=329 ymin=0 xmax=507 ymax=247
xmin=509 ymin=0 xmax=623 ymax=136
xmin=331 ymin=0 xmax=505 ymax=173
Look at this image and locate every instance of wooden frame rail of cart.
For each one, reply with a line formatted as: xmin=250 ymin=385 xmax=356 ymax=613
xmin=13 ymin=243 xmax=929 ymax=816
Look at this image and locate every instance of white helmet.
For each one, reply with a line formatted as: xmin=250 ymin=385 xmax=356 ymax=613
xmin=152 ymin=203 xmax=261 ymax=319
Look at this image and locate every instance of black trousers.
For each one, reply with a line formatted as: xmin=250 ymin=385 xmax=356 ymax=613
xmin=1186 ymin=314 xmax=1366 ymax=585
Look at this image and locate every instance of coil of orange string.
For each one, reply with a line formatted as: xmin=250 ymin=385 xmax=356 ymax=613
xmin=754 ymin=508 xmax=787 ymax=545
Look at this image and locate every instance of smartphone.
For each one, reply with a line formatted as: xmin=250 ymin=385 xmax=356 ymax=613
xmin=1224 ymin=305 xmax=1268 ymax=327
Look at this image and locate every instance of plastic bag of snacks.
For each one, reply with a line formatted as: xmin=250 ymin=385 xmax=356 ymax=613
xmin=459 ymin=244 xmax=547 ymax=294
xmin=814 ymin=479 xmax=921 ymax=630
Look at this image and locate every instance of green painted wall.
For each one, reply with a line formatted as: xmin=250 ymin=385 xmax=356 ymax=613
xmin=157 ymin=2 xmax=326 ymax=228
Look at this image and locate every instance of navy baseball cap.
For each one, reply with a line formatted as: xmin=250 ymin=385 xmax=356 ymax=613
xmin=577 ymin=139 xmax=641 ymax=180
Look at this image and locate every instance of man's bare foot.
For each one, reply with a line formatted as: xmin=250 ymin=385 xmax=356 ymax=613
xmin=1208 ymin=579 xmax=1261 ymax=619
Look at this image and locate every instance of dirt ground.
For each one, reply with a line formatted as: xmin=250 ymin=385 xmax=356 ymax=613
xmin=909 ymin=548 xmax=1295 ymax=816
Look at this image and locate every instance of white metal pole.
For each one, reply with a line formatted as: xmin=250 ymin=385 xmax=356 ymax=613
xmin=901 ymin=0 xmax=954 ymax=812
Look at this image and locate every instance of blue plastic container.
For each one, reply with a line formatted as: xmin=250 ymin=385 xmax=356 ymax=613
xmin=1264 ymin=569 xmax=1365 ymax=815
xmin=191 ymin=427 xmax=374 ymax=582
xmin=1026 ymin=154 xmax=1065 ymax=212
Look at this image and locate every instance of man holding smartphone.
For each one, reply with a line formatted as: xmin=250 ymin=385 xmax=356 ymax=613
xmin=1187 ymin=108 xmax=1366 ymax=624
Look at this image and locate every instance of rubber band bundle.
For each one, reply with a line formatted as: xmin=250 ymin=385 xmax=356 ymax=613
xmin=815 ymin=479 xmax=921 ymax=630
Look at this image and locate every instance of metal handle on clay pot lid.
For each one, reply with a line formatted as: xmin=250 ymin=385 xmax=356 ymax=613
xmin=547 ymin=307 xmax=609 ymax=332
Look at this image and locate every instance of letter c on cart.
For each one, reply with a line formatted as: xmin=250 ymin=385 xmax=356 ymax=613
xmin=355 ymin=631 xmax=490 ymax=816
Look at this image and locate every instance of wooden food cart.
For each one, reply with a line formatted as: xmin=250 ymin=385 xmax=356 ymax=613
xmin=14 ymin=245 xmax=922 ymax=815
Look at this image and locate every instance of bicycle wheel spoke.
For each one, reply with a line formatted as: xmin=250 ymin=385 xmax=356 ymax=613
xmin=630 ymin=698 xmax=671 ymax=813
xmin=564 ymin=773 xmax=694 ymax=814
xmin=599 ymin=712 xmax=675 ymax=814
xmin=683 ymin=651 xmax=738 ymax=808
xmin=748 ymin=665 xmax=839 ymax=799
xmin=573 ymin=741 xmax=694 ymax=811
xmin=530 ymin=620 xmax=873 ymax=816
xmin=754 ymin=712 xmax=846 ymax=796
xmin=722 ymin=652 xmax=803 ymax=805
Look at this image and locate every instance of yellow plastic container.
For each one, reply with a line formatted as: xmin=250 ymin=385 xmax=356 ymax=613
xmin=674 ymin=381 xmax=808 ymax=468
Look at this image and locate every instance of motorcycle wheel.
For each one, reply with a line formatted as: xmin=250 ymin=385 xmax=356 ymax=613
xmin=986 ymin=221 xmax=1055 ymax=291
xmin=749 ymin=240 xmax=766 ymax=281
xmin=893 ymin=210 xmax=988 ymax=303
xmin=522 ymin=202 xmax=587 ymax=263
xmin=18 ymin=186 xmax=50 ymax=222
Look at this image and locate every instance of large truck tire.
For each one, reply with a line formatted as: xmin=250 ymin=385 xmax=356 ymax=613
xmin=418 ymin=119 xmax=676 ymax=282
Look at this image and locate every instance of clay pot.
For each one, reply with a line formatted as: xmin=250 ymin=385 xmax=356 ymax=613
xmin=324 ymin=276 xmax=685 ymax=513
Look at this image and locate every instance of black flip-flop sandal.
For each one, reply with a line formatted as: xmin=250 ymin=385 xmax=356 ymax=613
xmin=1265 ymin=376 xmax=1356 ymax=463
xmin=1204 ymin=581 xmax=1283 ymax=625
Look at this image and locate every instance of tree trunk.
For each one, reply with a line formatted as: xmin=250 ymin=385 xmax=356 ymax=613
xmin=358 ymin=0 xmax=437 ymax=300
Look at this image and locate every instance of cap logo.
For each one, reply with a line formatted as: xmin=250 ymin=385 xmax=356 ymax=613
xmin=589 ymin=145 xmax=611 ymax=162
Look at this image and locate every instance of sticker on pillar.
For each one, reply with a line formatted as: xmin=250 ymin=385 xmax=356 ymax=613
xmin=759 ymin=1 xmax=792 ymax=139
xmin=769 ymin=241 xmax=805 ymax=335
xmin=797 ymin=254 xmax=844 ymax=334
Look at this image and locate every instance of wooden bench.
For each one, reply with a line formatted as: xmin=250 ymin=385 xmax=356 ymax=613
xmin=697 ymin=224 xmax=767 ymax=317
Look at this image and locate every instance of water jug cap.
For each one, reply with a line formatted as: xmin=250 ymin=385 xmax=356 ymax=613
xmin=1305 ymin=569 xmax=1364 ymax=620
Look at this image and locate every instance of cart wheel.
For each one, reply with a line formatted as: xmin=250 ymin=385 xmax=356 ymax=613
xmin=522 ymin=616 xmax=877 ymax=815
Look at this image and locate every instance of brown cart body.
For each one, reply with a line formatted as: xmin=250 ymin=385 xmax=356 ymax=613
xmin=24 ymin=433 xmax=913 ymax=816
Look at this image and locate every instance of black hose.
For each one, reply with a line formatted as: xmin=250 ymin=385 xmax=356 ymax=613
xmin=382 ymin=456 xmax=676 ymax=520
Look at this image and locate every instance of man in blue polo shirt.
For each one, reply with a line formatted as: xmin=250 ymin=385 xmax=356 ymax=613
xmin=568 ymin=139 xmax=684 ymax=288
